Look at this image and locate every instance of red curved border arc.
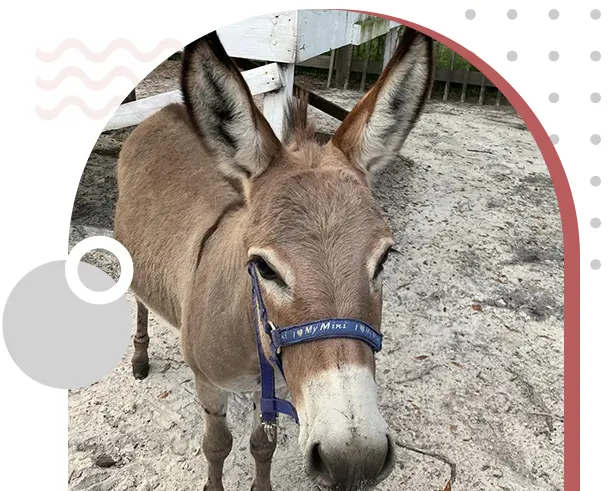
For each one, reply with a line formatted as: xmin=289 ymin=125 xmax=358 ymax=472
xmin=350 ymin=10 xmax=579 ymax=488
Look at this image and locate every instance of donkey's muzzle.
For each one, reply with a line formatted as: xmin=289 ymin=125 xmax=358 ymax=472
xmin=306 ymin=432 xmax=395 ymax=490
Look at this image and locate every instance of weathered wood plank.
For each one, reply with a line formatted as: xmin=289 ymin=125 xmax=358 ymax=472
xmin=105 ymin=63 xmax=284 ymax=132
xmin=241 ymin=62 xmax=284 ymax=95
xmin=263 ymin=63 xmax=294 ymax=139
xmin=216 ymin=11 xmax=400 ymax=64
xmin=296 ymin=11 xmax=401 ymax=62
xmin=294 ymin=85 xmax=349 ymax=121
xmin=105 ymin=90 xmax=182 ymax=131
xmin=351 ymin=17 xmax=402 ymax=45
xmin=217 ymin=12 xmax=298 ymax=63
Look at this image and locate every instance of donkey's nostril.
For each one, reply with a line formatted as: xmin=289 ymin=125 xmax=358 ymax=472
xmin=309 ymin=442 xmax=328 ymax=476
xmin=378 ymin=434 xmax=396 ymax=481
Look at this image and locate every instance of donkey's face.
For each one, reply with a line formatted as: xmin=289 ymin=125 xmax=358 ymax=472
xmin=182 ymin=29 xmax=433 ymax=491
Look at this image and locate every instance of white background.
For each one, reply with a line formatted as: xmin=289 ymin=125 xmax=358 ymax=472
xmin=1 ymin=0 xmax=604 ymax=488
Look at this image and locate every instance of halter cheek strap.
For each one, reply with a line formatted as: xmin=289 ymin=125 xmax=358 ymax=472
xmin=247 ymin=262 xmax=383 ymax=435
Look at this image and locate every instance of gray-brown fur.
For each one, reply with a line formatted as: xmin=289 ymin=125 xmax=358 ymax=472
xmin=115 ymin=28 xmax=433 ymax=491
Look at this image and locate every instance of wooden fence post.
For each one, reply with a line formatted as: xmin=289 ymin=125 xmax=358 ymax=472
xmin=382 ymin=28 xmax=399 ymax=70
xmin=443 ymin=51 xmax=456 ymax=102
xmin=359 ymin=41 xmax=372 ymax=92
xmin=478 ymin=75 xmax=486 ymax=105
xmin=428 ymin=42 xmax=438 ymax=100
xmin=326 ymin=49 xmax=336 ymax=88
xmin=334 ymin=44 xmax=353 ymax=90
xmin=460 ymin=63 xmax=470 ymax=103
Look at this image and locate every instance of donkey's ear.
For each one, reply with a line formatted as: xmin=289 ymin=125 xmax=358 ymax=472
xmin=182 ymin=31 xmax=281 ymax=180
xmin=332 ymin=28 xmax=433 ymax=175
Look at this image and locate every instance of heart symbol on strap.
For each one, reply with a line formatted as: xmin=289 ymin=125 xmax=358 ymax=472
xmin=297 ymin=329 xmax=304 ymax=337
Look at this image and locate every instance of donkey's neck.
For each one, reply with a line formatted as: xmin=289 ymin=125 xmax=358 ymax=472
xmin=180 ymin=208 xmax=262 ymax=388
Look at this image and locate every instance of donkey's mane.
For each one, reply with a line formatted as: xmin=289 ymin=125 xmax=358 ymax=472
xmin=282 ymin=90 xmax=317 ymax=146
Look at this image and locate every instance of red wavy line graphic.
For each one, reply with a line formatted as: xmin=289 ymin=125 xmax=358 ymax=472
xmin=36 ymin=66 xmax=140 ymax=90
xmin=36 ymin=38 xmax=183 ymax=63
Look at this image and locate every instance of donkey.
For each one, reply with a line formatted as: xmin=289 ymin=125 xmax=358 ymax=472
xmin=115 ymin=27 xmax=432 ymax=491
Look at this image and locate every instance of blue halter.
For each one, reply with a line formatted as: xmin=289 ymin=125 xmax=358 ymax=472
xmin=247 ymin=262 xmax=383 ymax=437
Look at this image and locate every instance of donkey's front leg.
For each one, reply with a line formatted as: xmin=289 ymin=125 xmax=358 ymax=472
xmin=249 ymin=390 xmax=279 ymax=491
xmin=195 ymin=375 xmax=233 ymax=491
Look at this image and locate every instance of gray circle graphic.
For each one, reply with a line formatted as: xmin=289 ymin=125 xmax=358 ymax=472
xmin=591 ymin=92 xmax=601 ymax=103
xmin=549 ymin=9 xmax=560 ymax=20
xmin=591 ymin=9 xmax=601 ymax=20
xmin=591 ymin=134 xmax=602 ymax=145
xmin=590 ymin=218 xmax=601 ymax=228
xmin=590 ymin=176 xmax=601 ymax=186
xmin=549 ymin=92 xmax=559 ymax=103
xmin=465 ymin=9 xmax=476 ymax=20
xmin=548 ymin=51 xmax=560 ymax=61
xmin=507 ymin=51 xmax=518 ymax=61
xmin=2 ymin=261 xmax=131 ymax=389
xmin=507 ymin=9 xmax=518 ymax=20
xmin=550 ymin=134 xmax=560 ymax=144
xmin=590 ymin=259 xmax=601 ymax=270
xmin=591 ymin=51 xmax=601 ymax=61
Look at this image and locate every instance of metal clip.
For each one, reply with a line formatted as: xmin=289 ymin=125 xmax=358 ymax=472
xmin=267 ymin=321 xmax=280 ymax=354
xmin=262 ymin=421 xmax=277 ymax=442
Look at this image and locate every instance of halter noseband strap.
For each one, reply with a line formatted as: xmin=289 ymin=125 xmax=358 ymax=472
xmin=247 ymin=262 xmax=383 ymax=435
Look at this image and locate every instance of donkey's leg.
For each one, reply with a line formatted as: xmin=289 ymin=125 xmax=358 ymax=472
xmin=196 ymin=375 xmax=233 ymax=491
xmin=131 ymin=300 xmax=150 ymax=379
xmin=249 ymin=390 xmax=280 ymax=491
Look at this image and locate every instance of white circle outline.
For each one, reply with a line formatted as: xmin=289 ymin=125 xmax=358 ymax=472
xmin=65 ymin=236 xmax=133 ymax=305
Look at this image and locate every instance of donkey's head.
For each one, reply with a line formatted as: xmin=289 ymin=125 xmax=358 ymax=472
xmin=182 ymin=29 xmax=433 ymax=490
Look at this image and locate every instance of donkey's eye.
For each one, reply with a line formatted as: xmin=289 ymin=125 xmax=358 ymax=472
xmin=373 ymin=247 xmax=396 ymax=280
xmin=252 ymin=256 xmax=287 ymax=287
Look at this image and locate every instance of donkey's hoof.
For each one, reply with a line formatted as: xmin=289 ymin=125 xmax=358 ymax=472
xmin=132 ymin=361 xmax=149 ymax=379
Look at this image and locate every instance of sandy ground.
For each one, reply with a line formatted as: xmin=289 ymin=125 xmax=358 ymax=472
xmin=68 ymin=59 xmax=564 ymax=491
